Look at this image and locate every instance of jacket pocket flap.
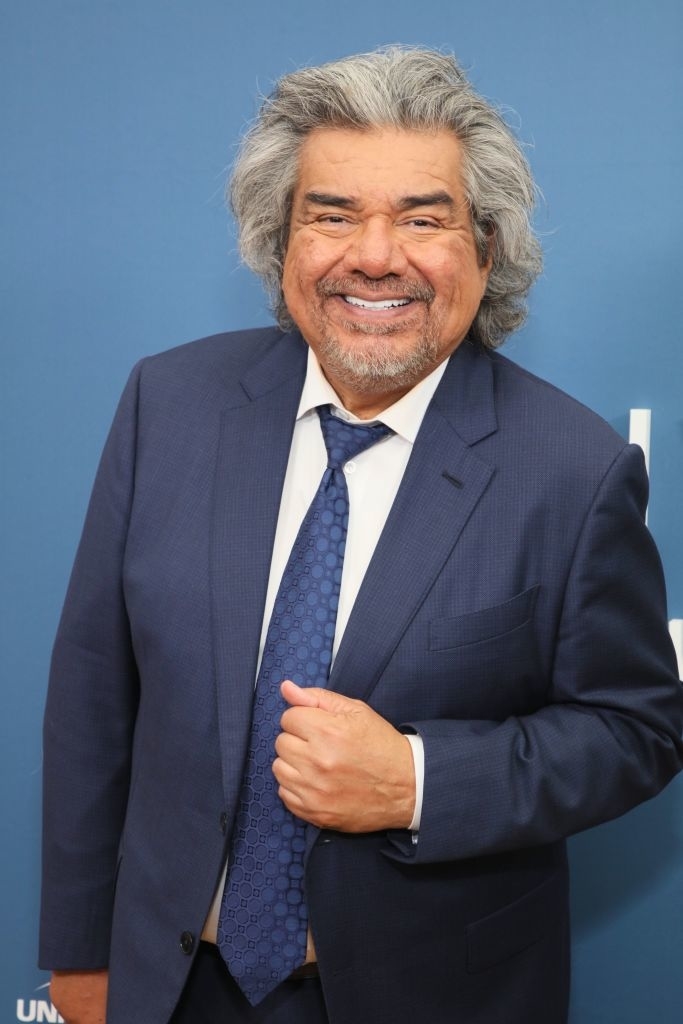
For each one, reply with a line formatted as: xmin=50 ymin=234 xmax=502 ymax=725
xmin=430 ymin=585 xmax=539 ymax=651
xmin=466 ymin=871 xmax=566 ymax=973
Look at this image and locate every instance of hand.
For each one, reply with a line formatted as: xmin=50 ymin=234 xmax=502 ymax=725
xmin=50 ymin=970 xmax=108 ymax=1024
xmin=273 ymin=680 xmax=415 ymax=832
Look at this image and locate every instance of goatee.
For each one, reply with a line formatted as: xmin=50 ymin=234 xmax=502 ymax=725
xmin=312 ymin=276 xmax=442 ymax=392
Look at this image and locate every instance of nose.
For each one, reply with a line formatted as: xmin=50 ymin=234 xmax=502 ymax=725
xmin=343 ymin=217 xmax=408 ymax=278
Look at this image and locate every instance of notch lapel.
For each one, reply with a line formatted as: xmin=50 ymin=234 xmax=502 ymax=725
xmin=210 ymin=333 xmax=307 ymax=815
xmin=329 ymin=343 xmax=498 ymax=703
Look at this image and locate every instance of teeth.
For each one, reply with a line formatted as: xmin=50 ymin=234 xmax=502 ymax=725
xmin=343 ymin=295 xmax=411 ymax=309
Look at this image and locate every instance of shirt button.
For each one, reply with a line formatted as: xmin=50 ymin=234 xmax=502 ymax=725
xmin=344 ymin=461 xmax=356 ymax=475
xmin=180 ymin=931 xmax=195 ymax=955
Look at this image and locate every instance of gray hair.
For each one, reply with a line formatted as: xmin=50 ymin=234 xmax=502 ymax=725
xmin=229 ymin=46 xmax=542 ymax=349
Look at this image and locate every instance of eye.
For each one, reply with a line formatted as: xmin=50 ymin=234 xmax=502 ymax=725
xmin=405 ymin=217 xmax=440 ymax=229
xmin=313 ymin=214 xmax=356 ymax=236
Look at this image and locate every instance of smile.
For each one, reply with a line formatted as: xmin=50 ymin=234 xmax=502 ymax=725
xmin=343 ymin=296 xmax=412 ymax=310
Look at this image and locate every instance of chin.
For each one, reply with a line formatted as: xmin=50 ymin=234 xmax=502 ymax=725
xmin=316 ymin=331 xmax=439 ymax=391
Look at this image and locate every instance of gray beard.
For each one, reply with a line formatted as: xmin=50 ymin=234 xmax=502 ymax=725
xmin=309 ymin=276 xmax=444 ymax=394
xmin=314 ymin=317 xmax=443 ymax=394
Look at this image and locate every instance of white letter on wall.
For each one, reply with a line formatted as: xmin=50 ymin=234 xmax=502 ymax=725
xmin=629 ymin=408 xmax=651 ymax=525
xmin=670 ymin=620 xmax=683 ymax=681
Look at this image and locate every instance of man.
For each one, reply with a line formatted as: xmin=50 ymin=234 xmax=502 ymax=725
xmin=41 ymin=47 xmax=683 ymax=1024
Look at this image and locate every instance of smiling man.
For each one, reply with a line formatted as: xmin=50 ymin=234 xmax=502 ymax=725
xmin=282 ymin=127 xmax=491 ymax=416
xmin=41 ymin=47 xmax=683 ymax=1024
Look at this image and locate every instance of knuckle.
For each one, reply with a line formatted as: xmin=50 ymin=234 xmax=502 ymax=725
xmin=315 ymin=752 xmax=337 ymax=775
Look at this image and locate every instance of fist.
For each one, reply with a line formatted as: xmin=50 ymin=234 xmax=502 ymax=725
xmin=273 ymin=680 xmax=415 ymax=832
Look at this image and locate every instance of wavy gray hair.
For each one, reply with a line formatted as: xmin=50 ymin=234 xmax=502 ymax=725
xmin=229 ymin=46 xmax=542 ymax=349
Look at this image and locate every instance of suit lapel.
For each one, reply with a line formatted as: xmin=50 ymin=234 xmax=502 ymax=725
xmin=210 ymin=332 xmax=307 ymax=813
xmin=329 ymin=342 xmax=498 ymax=703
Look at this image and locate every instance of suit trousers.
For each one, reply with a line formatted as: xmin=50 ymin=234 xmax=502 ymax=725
xmin=168 ymin=943 xmax=329 ymax=1024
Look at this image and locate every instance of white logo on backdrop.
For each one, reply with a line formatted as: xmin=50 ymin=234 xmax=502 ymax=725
xmin=16 ymin=983 xmax=64 ymax=1023
xmin=628 ymin=409 xmax=683 ymax=678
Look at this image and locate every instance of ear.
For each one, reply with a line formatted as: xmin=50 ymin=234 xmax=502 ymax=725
xmin=480 ymin=222 xmax=495 ymax=269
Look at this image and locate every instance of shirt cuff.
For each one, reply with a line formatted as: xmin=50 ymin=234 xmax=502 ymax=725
xmin=404 ymin=733 xmax=424 ymax=832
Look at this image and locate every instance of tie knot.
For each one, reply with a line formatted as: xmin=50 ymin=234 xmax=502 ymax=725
xmin=318 ymin=405 xmax=393 ymax=468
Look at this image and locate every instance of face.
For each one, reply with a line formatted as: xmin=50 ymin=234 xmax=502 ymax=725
xmin=281 ymin=127 xmax=491 ymax=416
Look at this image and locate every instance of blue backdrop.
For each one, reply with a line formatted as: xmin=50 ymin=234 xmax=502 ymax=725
xmin=2 ymin=2 xmax=681 ymax=1021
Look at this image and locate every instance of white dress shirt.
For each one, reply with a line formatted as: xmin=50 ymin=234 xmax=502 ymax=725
xmin=202 ymin=348 xmax=448 ymax=942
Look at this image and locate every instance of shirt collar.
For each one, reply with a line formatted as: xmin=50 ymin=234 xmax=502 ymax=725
xmin=297 ymin=348 xmax=449 ymax=444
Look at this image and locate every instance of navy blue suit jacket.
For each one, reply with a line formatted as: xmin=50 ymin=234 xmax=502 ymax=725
xmin=40 ymin=328 xmax=683 ymax=1023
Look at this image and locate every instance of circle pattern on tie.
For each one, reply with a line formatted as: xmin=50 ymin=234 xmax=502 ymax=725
xmin=217 ymin=406 xmax=392 ymax=1004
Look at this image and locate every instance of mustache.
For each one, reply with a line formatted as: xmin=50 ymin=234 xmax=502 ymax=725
xmin=316 ymin=276 xmax=435 ymax=304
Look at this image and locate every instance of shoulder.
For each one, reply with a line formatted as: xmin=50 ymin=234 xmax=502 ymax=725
xmin=469 ymin=350 xmax=647 ymax=516
xmin=139 ymin=325 xmax=292 ymax=383
xmin=120 ymin=326 xmax=306 ymax=409
xmin=489 ymin=351 xmax=628 ymax=465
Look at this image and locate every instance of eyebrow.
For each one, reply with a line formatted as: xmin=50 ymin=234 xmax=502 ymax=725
xmin=396 ymin=191 xmax=456 ymax=211
xmin=304 ymin=192 xmax=357 ymax=209
xmin=302 ymin=190 xmax=456 ymax=211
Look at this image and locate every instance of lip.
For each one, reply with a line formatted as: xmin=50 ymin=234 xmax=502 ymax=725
xmin=343 ymin=295 xmax=412 ymax=310
xmin=328 ymin=293 xmax=418 ymax=319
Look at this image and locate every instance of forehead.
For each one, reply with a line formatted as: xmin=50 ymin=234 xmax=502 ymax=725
xmin=293 ymin=126 xmax=467 ymax=201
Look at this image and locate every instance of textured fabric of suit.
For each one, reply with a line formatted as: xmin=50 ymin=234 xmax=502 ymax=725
xmin=40 ymin=327 xmax=683 ymax=1024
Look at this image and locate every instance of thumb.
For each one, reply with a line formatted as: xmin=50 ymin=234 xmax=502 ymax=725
xmin=280 ymin=680 xmax=356 ymax=715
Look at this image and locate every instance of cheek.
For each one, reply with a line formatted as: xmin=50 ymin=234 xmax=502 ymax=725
xmin=415 ymin=247 xmax=466 ymax=290
xmin=438 ymin=256 xmax=489 ymax=304
xmin=282 ymin=247 xmax=302 ymax=293
xmin=285 ymin=236 xmax=346 ymax=290
xmin=427 ymin=264 xmax=466 ymax=304
xmin=282 ymin=255 xmax=312 ymax=318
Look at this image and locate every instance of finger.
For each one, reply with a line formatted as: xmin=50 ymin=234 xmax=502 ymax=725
xmin=272 ymin=755 xmax=296 ymax=787
xmin=279 ymin=705 xmax=319 ymax=739
xmin=272 ymin=749 xmax=310 ymax=787
xmin=280 ymin=680 xmax=325 ymax=708
xmin=281 ymin=680 xmax=360 ymax=715
xmin=274 ymin=730 xmax=308 ymax=763
xmin=272 ymin=761 xmax=312 ymax=813
xmin=277 ymin=782 xmax=308 ymax=818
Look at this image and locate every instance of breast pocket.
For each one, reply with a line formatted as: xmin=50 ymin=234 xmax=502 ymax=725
xmin=429 ymin=585 xmax=540 ymax=651
xmin=424 ymin=586 xmax=543 ymax=715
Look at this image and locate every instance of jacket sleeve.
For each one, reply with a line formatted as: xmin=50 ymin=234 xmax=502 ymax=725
xmin=39 ymin=362 xmax=143 ymax=969
xmin=389 ymin=443 xmax=683 ymax=865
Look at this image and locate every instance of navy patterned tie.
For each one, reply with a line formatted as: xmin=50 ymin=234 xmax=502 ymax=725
xmin=217 ymin=405 xmax=392 ymax=1005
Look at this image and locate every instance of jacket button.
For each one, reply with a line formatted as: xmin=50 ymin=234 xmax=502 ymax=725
xmin=180 ymin=931 xmax=195 ymax=955
xmin=220 ymin=812 xmax=228 ymax=834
